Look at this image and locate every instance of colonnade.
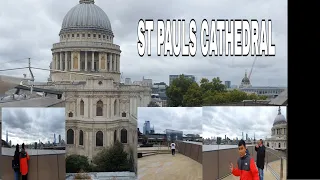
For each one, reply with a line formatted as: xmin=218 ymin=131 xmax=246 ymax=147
xmin=52 ymin=51 xmax=120 ymax=72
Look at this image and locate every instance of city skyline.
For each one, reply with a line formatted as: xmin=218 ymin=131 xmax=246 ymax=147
xmin=202 ymin=106 xmax=287 ymax=140
xmin=138 ymin=107 xmax=202 ymax=135
xmin=0 ymin=0 xmax=287 ymax=86
xmin=1 ymin=108 xmax=65 ymax=145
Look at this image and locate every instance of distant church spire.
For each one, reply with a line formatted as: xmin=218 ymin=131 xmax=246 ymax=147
xmin=79 ymin=0 xmax=94 ymax=4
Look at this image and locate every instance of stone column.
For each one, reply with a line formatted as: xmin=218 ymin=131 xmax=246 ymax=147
xmin=98 ymin=53 xmax=101 ymax=71
xmin=60 ymin=52 xmax=63 ymax=70
xmin=111 ymin=98 xmax=114 ymax=118
xmin=134 ymin=97 xmax=137 ymax=116
xmin=71 ymin=52 xmax=74 ymax=71
xmin=91 ymin=51 xmax=95 ymax=71
xmin=103 ymin=99 xmax=107 ymax=118
xmin=106 ymin=98 xmax=110 ymax=118
xmin=52 ymin=54 xmax=55 ymax=70
xmin=117 ymin=54 xmax=120 ymax=72
xmin=77 ymin=52 xmax=80 ymax=71
xmin=85 ymin=51 xmax=88 ymax=71
xmin=130 ymin=97 xmax=132 ymax=115
xmin=113 ymin=54 xmax=116 ymax=72
xmin=54 ymin=54 xmax=58 ymax=70
xmin=109 ymin=53 xmax=113 ymax=72
xmin=64 ymin=52 xmax=68 ymax=71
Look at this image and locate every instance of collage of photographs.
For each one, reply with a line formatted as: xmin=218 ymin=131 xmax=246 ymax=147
xmin=0 ymin=0 xmax=287 ymax=180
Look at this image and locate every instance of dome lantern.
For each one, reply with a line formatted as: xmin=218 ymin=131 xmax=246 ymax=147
xmin=80 ymin=0 xmax=94 ymax=4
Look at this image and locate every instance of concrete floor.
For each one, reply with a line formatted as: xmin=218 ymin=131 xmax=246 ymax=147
xmin=223 ymin=159 xmax=287 ymax=180
xmin=138 ymin=154 xmax=202 ymax=180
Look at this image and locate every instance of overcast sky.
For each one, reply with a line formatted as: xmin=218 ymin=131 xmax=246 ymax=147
xmin=0 ymin=0 xmax=287 ymax=86
xmin=1 ymin=108 xmax=65 ymax=145
xmin=202 ymin=106 xmax=287 ymax=140
xmin=138 ymin=107 xmax=202 ymax=135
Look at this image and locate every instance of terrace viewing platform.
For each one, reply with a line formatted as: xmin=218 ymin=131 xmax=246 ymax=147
xmin=137 ymin=141 xmax=202 ymax=180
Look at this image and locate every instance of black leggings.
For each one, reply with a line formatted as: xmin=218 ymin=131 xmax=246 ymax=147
xmin=22 ymin=174 xmax=28 ymax=180
xmin=171 ymin=149 xmax=175 ymax=155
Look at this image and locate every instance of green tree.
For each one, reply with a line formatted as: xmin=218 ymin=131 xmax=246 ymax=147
xmin=66 ymin=154 xmax=90 ymax=173
xmin=147 ymin=101 xmax=160 ymax=107
xmin=183 ymin=82 xmax=203 ymax=106
xmin=92 ymin=140 xmax=130 ymax=172
xmin=166 ymin=74 xmax=194 ymax=106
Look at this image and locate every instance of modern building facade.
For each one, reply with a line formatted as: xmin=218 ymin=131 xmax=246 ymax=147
xmin=142 ymin=121 xmax=154 ymax=135
xmin=224 ymin=81 xmax=231 ymax=88
xmin=165 ymin=129 xmax=183 ymax=142
xmin=42 ymin=0 xmax=152 ymax=164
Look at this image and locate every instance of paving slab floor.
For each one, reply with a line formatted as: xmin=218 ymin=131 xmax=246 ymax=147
xmin=138 ymin=154 xmax=202 ymax=180
xmin=222 ymin=159 xmax=287 ymax=180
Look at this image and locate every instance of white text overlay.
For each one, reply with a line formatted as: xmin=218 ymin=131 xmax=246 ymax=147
xmin=137 ymin=19 xmax=276 ymax=57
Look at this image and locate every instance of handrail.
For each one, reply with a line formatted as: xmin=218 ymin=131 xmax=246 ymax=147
xmin=265 ymin=148 xmax=285 ymax=180
xmin=266 ymin=147 xmax=283 ymax=159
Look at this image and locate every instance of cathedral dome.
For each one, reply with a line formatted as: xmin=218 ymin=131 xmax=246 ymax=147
xmin=60 ymin=0 xmax=113 ymax=36
xmin=241 ymin=71 xmax=250 ymax=83
xmin=273 ymin=106 xmax=286 ymax=126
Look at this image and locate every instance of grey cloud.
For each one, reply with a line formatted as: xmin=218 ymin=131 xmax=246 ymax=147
xmin=0 ymin=0 xmax=287 ymax=87
xmin=138 ymin=107 xmax=202 ymax=135
xmin=1 ymin=108 xmax=65 ymax=145
xmin=202 ymin=106 xmax=287 ymax=140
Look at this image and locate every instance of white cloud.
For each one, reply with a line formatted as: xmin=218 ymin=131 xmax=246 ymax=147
xmin=138 ymin=107 xmax=202 ymax=135
xmin=202 ymin=106 xmax=287 ymax=140
xmin=0 ymin=0 xmax=287 ymax=86
xmin=1 ymin=107 xmax=65 ymax=145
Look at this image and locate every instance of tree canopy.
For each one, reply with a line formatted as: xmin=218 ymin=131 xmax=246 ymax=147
xmin=166 ymin=75 xmax=267 ymax=107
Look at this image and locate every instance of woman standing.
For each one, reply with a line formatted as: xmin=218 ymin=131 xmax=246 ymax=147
xmin=12 ymin=144 xmax=20 ymax=180
xmin=20 ymin=143 xmax=30 ymax=180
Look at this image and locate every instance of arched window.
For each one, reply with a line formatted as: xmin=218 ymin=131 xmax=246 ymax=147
xmin=122 ymin=112 xmax=126 ymax=117
xmin=121 ymin=129 xmax=128 ymax=143
xmin=96 ymin=131 xmax=103 ymax=146
xmin=80 ymin=100 xmax=84 ymax=116
xmin=278 ymin=143 xmax=281 ymax=148
xmin=114 ymin=100 xmax=117 ymax=116
xmin=96 ymin=100 xmax=103 ymax=116
xmin=68 ymin=112 xmax=73 ymax=117
xmin=67 ymin=129 xmax=74 ymax=144
xmin=79 ymin=130 xmax=83 ymax=145
xmin=267 ymin=142 xmax=269 ymax=147
xmin=114 ymin=130 xmax=117 ymax=143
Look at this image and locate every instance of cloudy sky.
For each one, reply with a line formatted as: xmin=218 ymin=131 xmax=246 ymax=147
xmin=202 ymin=106 xmax=287 ymax=140
xmin=0 ymin=0 xmax=287 ymax=87
xmin=138 ymin=107 xmax=202 ymax=135
xmin=1 ymin=108 xmax=65 ymax=145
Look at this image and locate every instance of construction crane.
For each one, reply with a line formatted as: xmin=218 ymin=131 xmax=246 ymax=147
xmin=248 ymin=56 xmax=257 ymax=81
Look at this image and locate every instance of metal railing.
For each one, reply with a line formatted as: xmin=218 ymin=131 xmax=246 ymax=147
xmin=265 ymin=147 xmax=286 ymax=180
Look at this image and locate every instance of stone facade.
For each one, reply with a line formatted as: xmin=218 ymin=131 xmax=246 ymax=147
xmin=46 ymin=0 xmax=151 ymax=170
xmin=265 ymin=107 xmax=287 ymax=151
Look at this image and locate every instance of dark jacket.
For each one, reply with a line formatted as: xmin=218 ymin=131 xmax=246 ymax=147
xmin=13 ymin=150 xmax=20 ymax=171
xmin=246 ymin=149 xmax=250 ymax=156
xmin=232 ymin=154 xmax=259 ymax=180
xmin=255 ymin=145 xmax=265 ymax=169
